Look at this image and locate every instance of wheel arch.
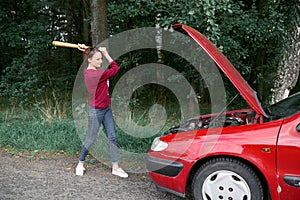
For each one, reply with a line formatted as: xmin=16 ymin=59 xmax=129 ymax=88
xmin=186 ymin=155 xmax=271 ymax=199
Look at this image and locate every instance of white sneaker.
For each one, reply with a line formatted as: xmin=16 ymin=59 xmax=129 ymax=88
xmin=112 ymin=167 xmax=128 ymax=178
xmin=76 ymin=166 xmax=86 ymax=176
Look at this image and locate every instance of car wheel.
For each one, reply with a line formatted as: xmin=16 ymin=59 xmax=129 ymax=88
xmin=192 ymin=157 xmax=263 ymax=200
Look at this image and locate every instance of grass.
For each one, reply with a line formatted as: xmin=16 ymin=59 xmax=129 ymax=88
xmin=0 ymin=108 xmax=168 ymax=172
xmin=0 ymin=106 xmax=178 ymax=159
xmin=0 ymin=116 xmax=81 ymax=156
xmin=0 ymin=100 xmax=207 ymax=169
xmin=0 ymin=102 xmax=210 ymax=172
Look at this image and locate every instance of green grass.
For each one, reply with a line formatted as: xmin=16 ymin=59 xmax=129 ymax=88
xmin=0 ymin=114 xmax=81 ymax=155
xmin=0 ymin=109 xmax=171 ymax=157
xmin=0 ymin=102 xmax=197 ymax=159
xmin=0 ymin=103 xmax=209 ymax=171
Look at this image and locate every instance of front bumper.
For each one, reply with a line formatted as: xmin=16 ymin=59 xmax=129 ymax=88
xmin=145 ymin=154 xmax=184 ymax=177
xmin=145 ymin=154 xmax=190 ymax=197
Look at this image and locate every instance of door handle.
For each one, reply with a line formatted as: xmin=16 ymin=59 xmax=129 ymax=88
xmin=284 ymin=176 xmax=300 ymax=187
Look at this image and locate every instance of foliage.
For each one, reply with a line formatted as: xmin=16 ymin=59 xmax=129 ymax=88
xmin=0 ymin=0 xmax=82 ymax=111
xmin=0 ymin=0 xmax=298 ymax=108
xmin=0 ymin=0 xmax=298 ymax=154
xmin=107 ymin=0 xmax=298 ymax=101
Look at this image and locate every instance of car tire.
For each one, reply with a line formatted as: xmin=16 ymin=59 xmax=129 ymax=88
xmin=192 ymin=157 xmax=263 ymax=200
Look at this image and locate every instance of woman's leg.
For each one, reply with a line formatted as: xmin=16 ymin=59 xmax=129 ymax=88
xmin=102 ymin=107 xmax=128 ymax=178
xmin=78 ymin=145 xmax=89 ymax=163
xmin=76 ymin=107 xmax=103 ymax=175
xmin=102 ymin=107 xmax=118 ymax=164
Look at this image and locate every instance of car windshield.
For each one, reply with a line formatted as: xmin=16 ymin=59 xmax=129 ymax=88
xmin=269 ymin=92 xmax=300 ymax=119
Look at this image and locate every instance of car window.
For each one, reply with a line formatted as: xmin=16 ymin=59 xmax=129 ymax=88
xmin=269 ymin=92 xmax=300 ymax=118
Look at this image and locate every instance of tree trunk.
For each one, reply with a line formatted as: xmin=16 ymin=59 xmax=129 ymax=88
xmin=90 ymin=0 xmax=108 ymax=46
xmin=270 ymin=4 xmax=300 ymax=104
xmin=155 ymin=13 xmax=167 ymax=106
xmin=247 ymin=0 xmax=267 ymax=99
xmin=66 ymin=0 xmax=73 ymax=64
xmin=156 ymin=13 xmax=163 ymax=64
xmin=81 ymin=0 xmax=91 ymax=44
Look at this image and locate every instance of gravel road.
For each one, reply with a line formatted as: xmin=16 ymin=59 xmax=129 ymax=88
xmin=0 ymin=151 xmax=187 ymax=200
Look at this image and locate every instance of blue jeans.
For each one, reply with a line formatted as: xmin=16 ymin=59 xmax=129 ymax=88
xmin=79 ymin=106 xmax=118 ymax=164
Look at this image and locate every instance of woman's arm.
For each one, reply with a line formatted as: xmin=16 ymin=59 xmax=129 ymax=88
xmin=77 ymin=44 xmax=114 ymax=63
xmin=99 ymin=47 xmax=113 ymax=63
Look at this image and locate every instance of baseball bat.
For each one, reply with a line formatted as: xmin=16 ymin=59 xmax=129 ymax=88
xmin=52 ymin=41 xmax=91 ymax=49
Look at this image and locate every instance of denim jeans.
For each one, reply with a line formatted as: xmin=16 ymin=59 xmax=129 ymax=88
xmin=79 ymin=106 xmax=118 ymax=164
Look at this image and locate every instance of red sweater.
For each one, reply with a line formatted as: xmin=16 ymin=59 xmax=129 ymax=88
xmin=84 ymin=61 xmax=119 ymax=109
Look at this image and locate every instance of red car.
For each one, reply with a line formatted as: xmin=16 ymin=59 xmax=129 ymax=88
xmin=145 ymin=24 xmax=300 ymax=200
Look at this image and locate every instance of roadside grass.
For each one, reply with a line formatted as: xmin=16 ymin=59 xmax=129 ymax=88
xmin=0 ymin=102 xmax=209 ymax=164
xmin=0 ymin=114 xmax=81 ymax=156
xmin=0 ymin=107 xmax=179 ymax=160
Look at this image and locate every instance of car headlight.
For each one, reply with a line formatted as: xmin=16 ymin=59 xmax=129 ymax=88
xmin=151 ymin=137 xmax=168 ymax=152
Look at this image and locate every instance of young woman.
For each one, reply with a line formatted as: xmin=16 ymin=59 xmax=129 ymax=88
xmin=75 ymin=44 xmax=128 ymax=178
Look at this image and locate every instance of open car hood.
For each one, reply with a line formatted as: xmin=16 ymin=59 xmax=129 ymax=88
xmin=173 ymin=24 xmax=269 ymax=118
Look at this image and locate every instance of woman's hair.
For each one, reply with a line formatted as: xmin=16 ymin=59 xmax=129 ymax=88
xmin=82 ymin=47 xmax=101 ymax=68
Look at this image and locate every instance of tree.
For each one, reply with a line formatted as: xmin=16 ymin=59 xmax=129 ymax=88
xmin=270 ymin=3 xmax=300 ymax=104
xmin=80 ymin=0 xmax=91 ymax=44
xmin=0 ymin=0 xmax=298 ymax=113
xmin=0 ymin=0 xmax=83 ymax=112
xmin=90 ymin=0 xmax=108 ymax=45
xmin=105 ymin=0 xmax=299 ymax=103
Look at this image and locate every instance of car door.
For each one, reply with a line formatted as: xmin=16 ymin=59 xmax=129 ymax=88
xmin=277 ymin=112 xmax=300 ymax=200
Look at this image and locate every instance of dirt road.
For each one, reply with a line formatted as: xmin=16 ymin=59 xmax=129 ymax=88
xmin=0 ymin=151 xmax=185 ymax=200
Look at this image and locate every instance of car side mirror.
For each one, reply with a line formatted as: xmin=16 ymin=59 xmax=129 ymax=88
xmin=297 ymin=124 xmax=300 ymax=133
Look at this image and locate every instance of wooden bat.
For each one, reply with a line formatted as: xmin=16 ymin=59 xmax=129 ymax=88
xmin=52 ymin=41 xmax=91 ymax=49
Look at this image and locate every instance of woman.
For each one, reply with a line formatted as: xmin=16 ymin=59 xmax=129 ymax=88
xmin=75 ymin=44 xmax=128 ymax=178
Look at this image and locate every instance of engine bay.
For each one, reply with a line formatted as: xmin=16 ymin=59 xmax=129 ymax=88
xmin=164 ymin=110 xmax=254 ymax=135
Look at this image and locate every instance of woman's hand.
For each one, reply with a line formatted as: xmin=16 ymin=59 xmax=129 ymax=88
xmin=78 ymin=43 xmax=88 ymax=52
xmin=98 ymin=47 xmax=113 ymax=63
xmin=98 ymin=47 xmax=108 ymax=55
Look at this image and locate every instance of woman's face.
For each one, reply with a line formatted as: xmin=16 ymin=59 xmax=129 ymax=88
xmin=88 ymin=51 xmax=102 ymax=68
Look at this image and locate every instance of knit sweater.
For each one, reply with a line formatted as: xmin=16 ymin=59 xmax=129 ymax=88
xmin=84 ymin=61 xmax=119 ymax=109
